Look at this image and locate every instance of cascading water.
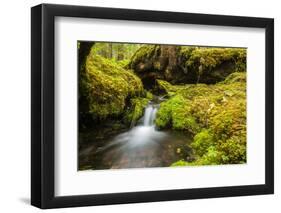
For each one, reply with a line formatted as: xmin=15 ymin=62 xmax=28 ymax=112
xmin=143 ymin=104 xmax=158 ymax=126
xmin=96 ymin=102 xmax=164 ymax=153
xmin=80 ymin=98 xmax=192 ymax=170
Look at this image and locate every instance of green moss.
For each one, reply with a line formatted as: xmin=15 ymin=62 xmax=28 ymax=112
xmin=189 ymin=146 xmax=225 ymax=165
xmin=129 ymin=45 xmax=160 ymax=69
xmin=153 ymin=61 xmax=161 ymax=70
xmin=157 ymin=78 xmax=247 ymax=166
xmin=117 ymin=59 xmax=130 ymax=68
xmin=82 ymin=52 xmax=144 ymax=121
xmin=156 ymin=79 xmax=176 ymax=95
xmin=124 ymin=95 xmax=151 ymax=126
xmin=146 ymin=91 xmax=153 ymax=99
xmin=179 ymin=46 xmax=196 ymax=59
xmin=191 ymin=129 xmax=214 ymax=157
xmin=171 ymin=160 xmax=189 ymax=167
xmin=181 ymin=47 xmax=247 ymax=74
xmin=223 ymin=72 xmax=246 ymax=84
xmin=155 ymin=94 xmax=200 ymax=134
xmin=128 ymin=45 xmax=246 ymax=85
xmin=156 ymin=79 xmax=192 ymax=96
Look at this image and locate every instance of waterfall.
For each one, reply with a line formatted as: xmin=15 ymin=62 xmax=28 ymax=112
xmin=83 ymin=97 xmax=192 ymax=170
xmin=143 ymin=104 xmax=158 ymax=126
xmin=95 ymin=102 xmax=164 ymax=154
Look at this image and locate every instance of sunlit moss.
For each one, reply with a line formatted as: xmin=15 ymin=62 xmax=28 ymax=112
xmin=181 ymin=47 xmax=246 ymax=74
xmin=171 ymin=160 xmax=189 ymax=167
xmin=116 ymin=59 xmax=129 ymax=67
xmin=222 ymin=72 xmax=246 ymax=84
xmin=124 ymin=95 xmax=151 ymax=126
xmin=82 ymin=52 xmax=144 ymax=121
xmin=80 ymin=43 xmax=247 ymax=166
xmin=155 ymin=94 xmax=200 ymax=134
xmin=191 ymin=129 xmax=214 ymax=157
xmin=156 ymin=78 xmax=247 ymax=166
xmin=156 ymin=79 xmax=176 ymax=95
xmin=129 ymin=45 xmax=160 ymax=70
xmin=129 ymin=45 xmax=246 ymax=84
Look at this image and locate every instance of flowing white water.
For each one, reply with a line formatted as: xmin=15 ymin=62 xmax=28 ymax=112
xmin=96 ymin=103 xmax=166 ymax=153
xmin=80 ymin=101 xmax=192 ymax=169
xmin=143 ymin=104 xmax=158 ymax=126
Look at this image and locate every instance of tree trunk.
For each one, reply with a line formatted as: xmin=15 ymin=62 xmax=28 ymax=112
xmin=109 ymin=43 xmax=113 ymax=58
xmin=79 ymin=41 xmax=94 ymax=74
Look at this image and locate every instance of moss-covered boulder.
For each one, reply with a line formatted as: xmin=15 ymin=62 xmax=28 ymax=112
xmin=180 ymin=47 xmax=246 ymax=84
xmin=129 ymin=45 xmax=179 ymax=87
xmin=155 ymin=94 xmax=200 ymax=134
xmin=156 ymin=73 xmax=246 ymax=165
xmin=129 ymin=45 xmax=246 ymax=87
xmin=80 ymin=50 xmax=145 ymax=124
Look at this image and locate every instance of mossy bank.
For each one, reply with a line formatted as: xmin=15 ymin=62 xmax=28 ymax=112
xmin=155 ymin=72 xmax=246 ymax=165
xmin=79 ymin=42 xmax=247 ymax=167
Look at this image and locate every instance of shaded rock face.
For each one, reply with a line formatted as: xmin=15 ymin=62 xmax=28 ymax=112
xmin=129 ymin=45 xmax=246 ymax=88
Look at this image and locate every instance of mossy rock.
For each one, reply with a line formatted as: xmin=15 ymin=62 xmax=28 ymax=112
xmin=123 ymin=94 xmax=152 ymax=127
xmin=129 ymin=45 xmax=246 ymax=87
xmin=222 ymin=72 xmax=246 ymax=84
xmin=155 ymin=94 xmax=200 ymax=134
xmin=156 ymin=79 xmax=246 ymax=166
xmin=81 ymin=50 xmax=145 ymax=122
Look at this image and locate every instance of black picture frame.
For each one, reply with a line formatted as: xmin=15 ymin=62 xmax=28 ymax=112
xmin=31 ymin=3 xmax=274 ymax=209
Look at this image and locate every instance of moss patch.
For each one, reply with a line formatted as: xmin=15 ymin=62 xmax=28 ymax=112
xmin=129 ymin=45 xmax=161 ymax=71
xmin=129 ymin=45 xmax=246 ymax=85
xmin=123 ymin=94 xmax=152 ymax=127
xmin=180 ymin=47 xmax=246 ymax=73
xmin=156 ymin=73 xmax=246 ymax=165
xmin=81 ymin=51 xmax=144 ymax=121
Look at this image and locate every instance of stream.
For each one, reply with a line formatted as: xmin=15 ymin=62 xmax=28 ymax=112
xmin=79 ymin=99 xmax=193 ymax=170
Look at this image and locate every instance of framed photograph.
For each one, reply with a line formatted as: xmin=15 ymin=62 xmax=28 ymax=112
xmin=31 ymin=3 xmax=274 ymax=209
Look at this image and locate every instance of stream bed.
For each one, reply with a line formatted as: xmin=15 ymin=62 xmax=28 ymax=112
xmin=79 ymin=100 xmax=193 ymax=170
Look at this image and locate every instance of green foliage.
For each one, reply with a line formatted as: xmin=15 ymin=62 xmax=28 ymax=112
xmin=156 ymin=79 xmax=191 ymax=96
xmin=155 ymin=94 xmax=200 ymax=134
xmin=129 ymin=45 xmax=160 ymax=69
xmin=189 ymin=146 xmax=225 ymax=165
xmin=82 ymin=51 xmax=144 ymax=120
xmin=92 ymin=42 xmax=142 ymax=61
xmin=128 ymin=45 xmax=246 ymax=85
xmin=181 ymin=47 xmax=247 ymax=74
xmin=146 ymin=91 xmax=153 ymax=99
xmin=191 ymin=129 xmax=214 ymax=156
xmin=80 ymin=42 xmax=247 ymax=167
xmin=179 ymin=46 xmax=196 ymax=59
xmin=117 ymin=59 xmax=130 ymax=68
xmin=156 ymin=78 xmax=247 ymax=166
xmin=171 ymin=160 xmax=189 ymax=167
xmin=223 ymin=72 xmax=246 ymax=84
xmin=156 ymin=79 xmax=177 ymax=95
xmin=124 ymin=95 xmax=151 ymax=126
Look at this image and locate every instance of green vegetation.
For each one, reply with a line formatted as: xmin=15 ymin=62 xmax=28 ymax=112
xmin=123 ymin=95 xmax=151 ymax=127
xmin=81 ymin=50 xmax=145 ymax=121
xmin=129 ymin=45 xmax=246 ymax=85
xmin=129 ymin=45 xmax=161 ymax=70
xmin=159 ymin=72 xmax=247 ymax=165
xmin=180 ymin=47 xmax=246 ymax=73
xmin=79 ymin=41 xmax=247 ymax=169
